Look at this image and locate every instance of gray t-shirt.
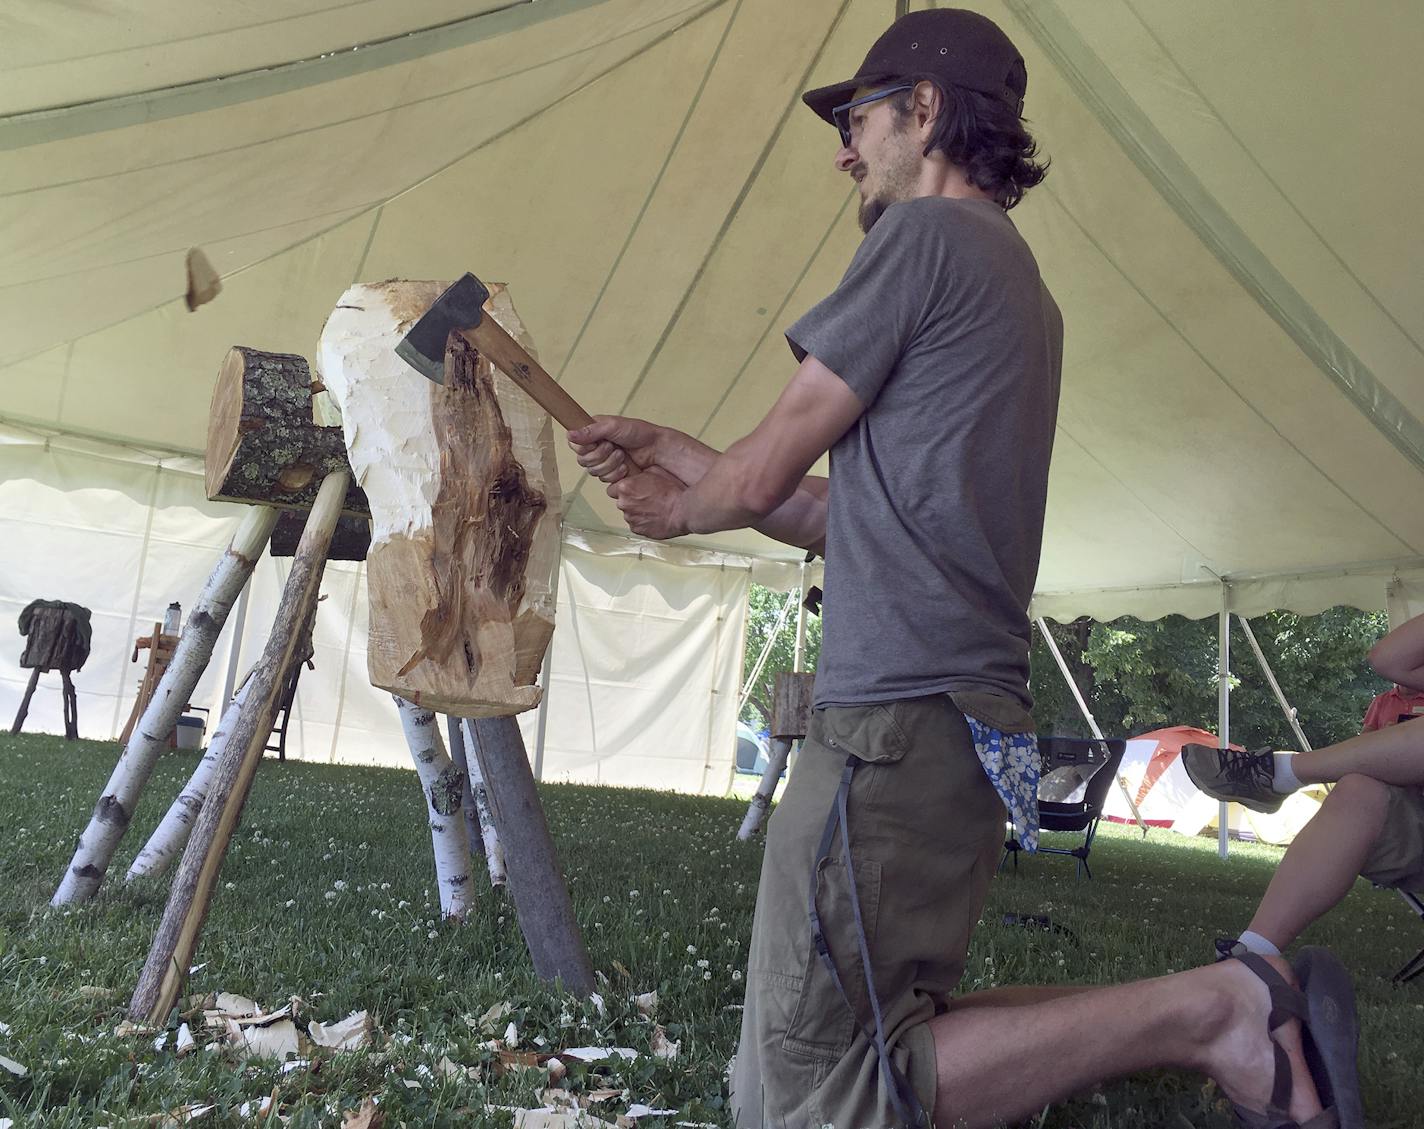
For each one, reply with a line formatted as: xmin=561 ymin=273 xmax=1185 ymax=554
xmin=787 ymin=196 xmax=1062 ymax=711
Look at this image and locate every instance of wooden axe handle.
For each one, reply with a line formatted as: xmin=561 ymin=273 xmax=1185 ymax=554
xmin=457 ymin=319 xmax=644 ymax=471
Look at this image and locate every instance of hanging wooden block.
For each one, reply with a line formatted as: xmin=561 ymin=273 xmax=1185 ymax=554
xmin=316 ymin=281 xmax=561 ymax=718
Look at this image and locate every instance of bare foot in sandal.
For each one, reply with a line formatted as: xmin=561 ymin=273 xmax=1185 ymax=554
xmin=1202 ymin=954 xmax=1327 ymax=1127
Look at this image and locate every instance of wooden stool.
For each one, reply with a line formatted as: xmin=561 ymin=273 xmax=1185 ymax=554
xmin=12 ymin=600 xmax=93 ymax=739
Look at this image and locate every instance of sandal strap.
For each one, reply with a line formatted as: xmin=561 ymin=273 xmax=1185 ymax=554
xmin=1234 ymin=953 xmax=1311 ymax=1121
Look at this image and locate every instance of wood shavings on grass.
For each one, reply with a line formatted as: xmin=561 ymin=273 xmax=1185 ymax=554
xmin=561 ymin=1047 xmax=637 ymax=1063
xmin=0 ymin=1053 xmax=27 ymax=1077
xmin=340 ymin=1097 xmax=383 ymax=1128
xmin=308 ymin=1010 xmax=372 ymax=1050
xmin=650 ymin=1025 xmax=679 ymax=1061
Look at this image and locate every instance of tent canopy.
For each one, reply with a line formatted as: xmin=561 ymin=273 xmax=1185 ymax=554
xmin=4 ymin=0 xmax=1423 ymax=624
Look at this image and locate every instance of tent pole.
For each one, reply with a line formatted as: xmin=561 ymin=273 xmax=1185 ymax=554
xmin=792 ymin=562 xmax=808 ymax=674
xmin=1034 ymin=618 xmax=1147 ymax=834
xmin=1218 ymin=589 xmax=1232 ymax=859
xmin=533 ymin=528 xmax=564 ymax=782
xmin=220 ymin=578 xmax=251 ymax=708
xmin=1235 ymin=614 xmax=1312 ymax=752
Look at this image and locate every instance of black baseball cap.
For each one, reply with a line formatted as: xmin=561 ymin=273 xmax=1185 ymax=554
xmin=802 ymin=8 xmax=1026 ymax=125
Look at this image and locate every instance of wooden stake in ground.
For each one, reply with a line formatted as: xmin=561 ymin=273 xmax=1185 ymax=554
xmin=126 ymin=592 xmax=320 ymax=883
xmin=470 ymin=716 xmax=591 ymax=994
xmin=129 ymin=470 xmax=349 ymax=1023
xmin=738 ymin=672 xmax=815 ymax=840
xmin=52 ymin=505 xmax=278 ymax=907
xmin=394 ymin=697 xmax=474 ymax=919
xmin=124 ymin=677 xmax=255 ymax=882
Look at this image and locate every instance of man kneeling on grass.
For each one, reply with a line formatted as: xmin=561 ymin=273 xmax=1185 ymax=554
xmin=569 ymin=9 xmax=1363 ymax=1127
xmin=1184 ymin=610 xmax=1424 ymax=967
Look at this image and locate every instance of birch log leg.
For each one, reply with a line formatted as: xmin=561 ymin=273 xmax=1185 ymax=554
xmin=124 ymin=678 xmax=255 ymax=882
xmin=395 ymin=698 xmax=474 ymax=919
xmin=128 ymin=471 xmax=347 ymax=1023
xmin=52 ymin=505 xmax=279 ymax=907
xmin=469 ymin=716 xmax=590 ymax=994
xmin=460 ymin=721 xmax=506 ymax=886
xmin=737 ymin=737 xmax=793 ymax=841
xmin=10 ymin=668 xmax=40 ymax=733
xmin=445 ymin=715 xmax=485 ymax=860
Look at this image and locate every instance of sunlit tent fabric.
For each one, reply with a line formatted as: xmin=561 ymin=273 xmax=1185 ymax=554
xmin=3 ymin=1 xmax=1424 ymax=784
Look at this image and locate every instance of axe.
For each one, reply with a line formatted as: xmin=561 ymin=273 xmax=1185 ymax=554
xmin=397 ymin=273 xmax=642 ymax=470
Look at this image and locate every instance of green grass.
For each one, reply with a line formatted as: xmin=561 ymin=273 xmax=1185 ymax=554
xmin=0 ymin=733 xmax=1421 ymax=1127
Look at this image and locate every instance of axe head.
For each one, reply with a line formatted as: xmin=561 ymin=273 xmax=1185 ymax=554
xmin=395 ymin=272 xmax=491 ymax=383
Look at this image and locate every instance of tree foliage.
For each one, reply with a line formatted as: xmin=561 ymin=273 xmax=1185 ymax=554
xmin=738 ymin=583 xmax=1393 ymax=747
xmin=1029 ymin=608 xmax=1392 ymax=748
xmin=738 ymin=583 xmax=822 ymax=729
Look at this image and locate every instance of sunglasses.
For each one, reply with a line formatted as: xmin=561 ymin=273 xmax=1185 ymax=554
xmin=831 ymin=84 xmax=913 ymax=147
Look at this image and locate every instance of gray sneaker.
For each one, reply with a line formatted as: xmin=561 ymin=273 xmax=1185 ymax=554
xmin=1180 ymin=743 xmax=1284 ymax=814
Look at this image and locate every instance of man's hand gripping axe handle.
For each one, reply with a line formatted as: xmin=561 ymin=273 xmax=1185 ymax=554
xmin=396 ymin=272 xmax=643 ymax=470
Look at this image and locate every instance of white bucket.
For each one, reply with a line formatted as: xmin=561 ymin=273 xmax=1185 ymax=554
xmin=175 ymin=715 xmax=204 ymax=750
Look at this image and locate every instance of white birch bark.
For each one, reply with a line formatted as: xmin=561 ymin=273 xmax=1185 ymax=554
xmin=394 ymin=697 xmax=474 ymax=919
xmin=53 ymin=505 xmax=278 ymax=906
xmin=737 ymin=737 xmax=793 ymax=841
xmin=445 ymin=714 xmax=485 ymax=859
xmin=460 ymin=719 xmax=507 ymax=887
xmin=125 ymin=677 xmax=255 ymax=882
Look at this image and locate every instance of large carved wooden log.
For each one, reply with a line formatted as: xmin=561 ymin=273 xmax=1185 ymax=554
xmin=206 ymin=346 xmax=368 ymax=518
xmin=52 ymin=505 xmax=278 ymax=906
xmin=316 ymin=282 xmax=560 ymax=717
xmin=129 ymin=471 xmax=348 ymax=1023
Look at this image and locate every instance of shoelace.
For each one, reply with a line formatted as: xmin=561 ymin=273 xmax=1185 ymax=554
xmin=1214 ymin=747 xmax=1275 ymax=791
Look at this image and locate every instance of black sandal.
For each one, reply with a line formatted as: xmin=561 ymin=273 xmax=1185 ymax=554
xmin=1230 ymin=952 xmax=1352 ymax=1129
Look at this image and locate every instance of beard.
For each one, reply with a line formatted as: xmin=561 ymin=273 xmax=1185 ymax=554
xmin=858 ymin=193 xmax=893 ymax=233
xmin=853 ymin=129 xmax=921 ymax=233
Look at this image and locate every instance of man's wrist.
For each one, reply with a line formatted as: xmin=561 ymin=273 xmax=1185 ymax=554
xmin=668 ymin=487 xmax=693 ymax=538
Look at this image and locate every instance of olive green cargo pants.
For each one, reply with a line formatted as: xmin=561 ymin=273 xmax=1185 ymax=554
xmin=730 ymin=693 xmax=1015 ymax=1128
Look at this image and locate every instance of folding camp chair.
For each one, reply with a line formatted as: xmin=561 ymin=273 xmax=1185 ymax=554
xmin=1000 ymin=736 xmax=1129 ymax=882
xmin=1391 ymin=889 xmax=1424 ymax=985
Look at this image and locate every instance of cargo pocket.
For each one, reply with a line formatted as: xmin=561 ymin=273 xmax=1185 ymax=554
xmin=782 ymin=852 xmax=883 ymax=1061
xmin=813 ymin=704 xmax=911 ymax=763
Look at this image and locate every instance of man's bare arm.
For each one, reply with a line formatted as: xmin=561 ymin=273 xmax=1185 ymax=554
xmin=659 ymin=356 xmax=860 ymax=542
xmin=570 ymin=420 xmax=830 ymax=553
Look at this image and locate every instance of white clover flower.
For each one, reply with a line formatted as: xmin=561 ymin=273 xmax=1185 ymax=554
xmin=686 ymin=945 xmax=697 ymax=955
xmin=333 ymin=880 xmax=347 ymax=891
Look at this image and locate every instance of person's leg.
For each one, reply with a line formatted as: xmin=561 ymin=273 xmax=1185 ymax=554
xmin=1243 ymin=774 xmax=1392 ymax=950
xmin=1290 ymin=715 xmax=1424 ymax=787
xmin=928 ymin=957 xmax=1323 ymax=1129
xmin=1183 ymin=715 xmax=1424 ymax=811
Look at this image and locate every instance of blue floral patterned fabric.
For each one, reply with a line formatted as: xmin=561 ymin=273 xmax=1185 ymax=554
xmin=963 ymin=714 xmax=1040 ymax=852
